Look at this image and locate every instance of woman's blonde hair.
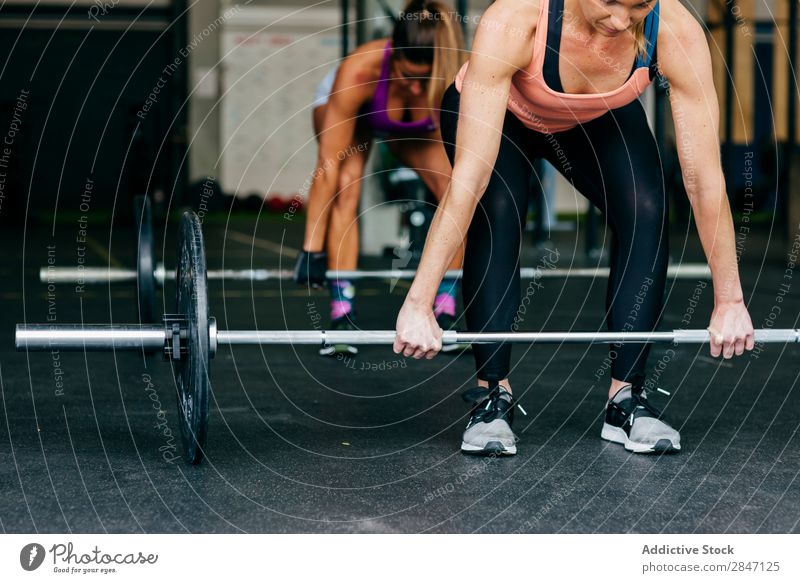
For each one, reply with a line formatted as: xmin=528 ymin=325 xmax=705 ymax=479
xmin=632 ymin=18 xmax=649 ymax=61
xmin=392 ymin=0 xmax=466 ymax=112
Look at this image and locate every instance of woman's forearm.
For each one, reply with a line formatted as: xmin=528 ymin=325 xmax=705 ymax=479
xmin=406 ymin=183 xmax=481 ymax=307
xmin=689 ymin=183 xmax=744 ymax=305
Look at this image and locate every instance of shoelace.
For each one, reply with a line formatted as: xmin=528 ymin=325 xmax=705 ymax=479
xmin=461 ymin=384 xmax=527 ymax=425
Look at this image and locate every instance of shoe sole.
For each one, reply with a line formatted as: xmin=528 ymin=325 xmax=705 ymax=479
xmin=319 ymin=344 xmax=359 ymax=356
xmin=601 ymin=424 xmax=680 ymax=454
xmin=461 ymin=441 xmax=517 ymax=456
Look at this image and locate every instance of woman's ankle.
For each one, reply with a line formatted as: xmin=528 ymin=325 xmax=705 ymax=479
xmin=477 ymin=378 xmax=512 ymax=394
xmin=608 ymin=378 xmax=632 ymax=400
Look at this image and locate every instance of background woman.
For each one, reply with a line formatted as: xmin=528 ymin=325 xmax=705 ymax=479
xmin=294 ymin=0 xmax=466 ymax=356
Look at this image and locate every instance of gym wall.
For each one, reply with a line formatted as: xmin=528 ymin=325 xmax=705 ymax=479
xmin=0 ymin=0 xmax=182 ymax=221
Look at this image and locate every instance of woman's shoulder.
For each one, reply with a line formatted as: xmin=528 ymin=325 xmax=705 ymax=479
xmin=336 ymin=38 xmax=389 ymax=91
xmin=656 ymin=0 xmax=708 ymax=73
xmin=349 ymin=38 xmax=391 ymax=59
xmin=658 ymin=0 xmax=705 ymax=44
xmin=467 ymin=0 xmax=538 ymax=71
xmin=479 ymin=0 xmax=541 ymax=37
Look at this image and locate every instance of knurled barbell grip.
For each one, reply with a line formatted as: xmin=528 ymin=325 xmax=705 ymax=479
xmin=15 ymin=324 xmax=166 ymax=351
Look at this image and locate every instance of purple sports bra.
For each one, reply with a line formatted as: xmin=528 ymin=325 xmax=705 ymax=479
xmin=362 ymin=42 xmax=437 ymax=135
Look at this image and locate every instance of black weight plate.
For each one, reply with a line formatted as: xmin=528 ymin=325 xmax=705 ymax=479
xmin=174 ymin=211 xmax=210 ymax=465
xmin=135 ymin=195 xmax=156 ymax=323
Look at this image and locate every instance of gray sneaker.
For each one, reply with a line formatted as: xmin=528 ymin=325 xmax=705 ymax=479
xmin=601 ymin=385 xmax=681 ymax=454
xmin=460 ymin=385 xmax=524 ymax=456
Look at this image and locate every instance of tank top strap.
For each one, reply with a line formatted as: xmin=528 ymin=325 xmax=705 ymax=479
xmin=634 ymin=0 xmax=660 ymax=70
xmin=371 ymin=41 xmax=394 ymax=106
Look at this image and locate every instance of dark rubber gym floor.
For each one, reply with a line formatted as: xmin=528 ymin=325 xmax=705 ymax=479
xmin=2 ymin=212 xmax=798 ymax=533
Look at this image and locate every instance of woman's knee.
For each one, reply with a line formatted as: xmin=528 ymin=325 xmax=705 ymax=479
xmin=472 ymin=188 xmax=528 ymax=239
xmin=636 ymin=184 xmax=667 ymax=224
xmin=610 ymin=185 xmax=668 ymax=244
xmin=333 ymin=167 xmax=363 ymax=214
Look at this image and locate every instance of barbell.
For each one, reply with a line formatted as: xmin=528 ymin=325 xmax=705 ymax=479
xmin=40 ymin=198 xmax=713 ymax=320
xmin=19 ymin=211 xmax=798 ymax=465
xmin=37 ymin=196 xmax=159 ymax=322
xmin=134 ymin=195 xmax=156 ymax=323
xmin=43 ymin=264 xmax=714 ymax=284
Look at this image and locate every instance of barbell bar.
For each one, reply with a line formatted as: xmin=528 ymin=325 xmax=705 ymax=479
xmin=40 ymin=196 xmax=158 ymax=322
xmin=19 ymin=211 xmax=795 ymax=466
xmin=16 ymin=325 xmax=800 ymax=351
xmin=41 ymin=196 xmax=712 ymax=287
xmin=41 ymin=263 xmax=713 ymax=284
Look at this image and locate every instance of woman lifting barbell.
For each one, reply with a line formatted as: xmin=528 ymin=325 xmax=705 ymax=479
xmin=293 ymin=0 xmax=467 ymax=356
xmin=393 ymin=0 xmax=755 ymax=455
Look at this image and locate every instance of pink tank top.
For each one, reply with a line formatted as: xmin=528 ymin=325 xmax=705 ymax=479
xmin=454 ymin=0 xmax=659 ymax=133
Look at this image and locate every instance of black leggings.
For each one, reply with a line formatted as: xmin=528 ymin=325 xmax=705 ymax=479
xmin=439 ymin=83 xmax=668 ymax=388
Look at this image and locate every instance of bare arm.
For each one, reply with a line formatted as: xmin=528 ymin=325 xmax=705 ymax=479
xmin=395 ymin=0 xmax=537 ymax=357
xmin=302 ymin=62 xmax=371 ymax=251
xmin=659 ymin=0 xmax=754 ymax=356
